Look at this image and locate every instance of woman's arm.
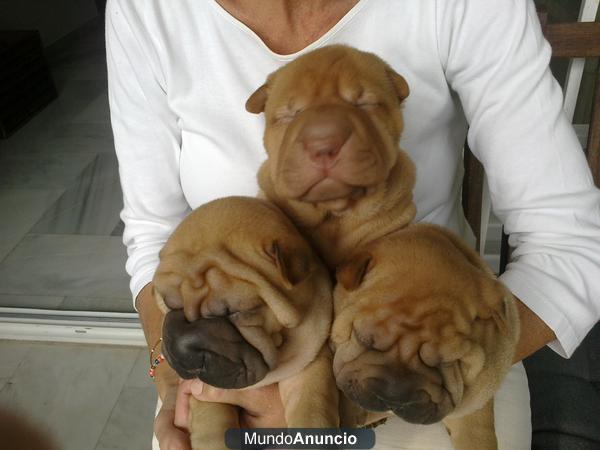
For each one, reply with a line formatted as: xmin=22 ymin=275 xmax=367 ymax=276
xmin=137 ymin=283 xmax=195 ymax=450
xmin=106 ymin=0 xmax=194 ymax=446
xmin=136 ymin=283 xmax=179 ymax=402
xmin=106 ymin=0 xmax=191 ymax=306
xmin=437 ymin=0 xmax=600 ymax=358
xmin=513 ymin=297 xmax=556 ymax=362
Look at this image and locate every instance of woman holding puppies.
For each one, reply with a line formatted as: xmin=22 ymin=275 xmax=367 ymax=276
xmin=106 ymin=0 xmax=600 ymax=449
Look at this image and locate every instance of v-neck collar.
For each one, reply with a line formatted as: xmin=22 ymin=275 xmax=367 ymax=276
xmin=209 ymin=0 xmax=370 ymax=61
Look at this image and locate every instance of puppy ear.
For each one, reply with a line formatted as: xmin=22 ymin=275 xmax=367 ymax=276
xmin=267 ymin=240 xmax=312 ymax=289
xmin=246 ymin=83 xmax=269 ymax=114
xmin=386 ymin=69 xmax=410 ymax=102
xmin=336 ymin=252 xmax=372 ymax=291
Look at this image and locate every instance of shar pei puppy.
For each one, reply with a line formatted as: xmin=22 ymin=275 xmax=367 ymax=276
xmin=153 ymin=197 xmax=338 ymax=450
xmin=247 ymin=44 xmax=416 ymax=267
xmin=332 ymin=225 xmax=519 ymax=450
xmin=246 ymin=45 xmax=520 ymax=449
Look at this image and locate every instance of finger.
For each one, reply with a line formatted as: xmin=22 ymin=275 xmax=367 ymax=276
xmin=154 ymin=407 xmax=192 ymax=450
xmin=240 ymin=410 xmax=287 ymax=429
xmin=174 ymin=380 xmax=195 ymax=429
xmin=194 ymin=383 xmax=283 ymax=417
xmin=159 ymin=429 xmax=192 ymax=450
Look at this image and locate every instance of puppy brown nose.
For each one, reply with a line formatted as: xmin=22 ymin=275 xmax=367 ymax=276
xmin=297 ymin=109 xmax=353 ymax=168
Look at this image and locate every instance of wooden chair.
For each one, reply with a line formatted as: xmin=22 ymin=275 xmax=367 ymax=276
xmin=462 ymin=11 xmax=600 ymax=273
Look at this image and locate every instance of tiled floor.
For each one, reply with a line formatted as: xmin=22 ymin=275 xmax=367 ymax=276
xmin=0 ymin=340 xmax=156 ymax=450
xmin=0 ymin=16 xmax=156 ymax=450
xmin=0 ymin=16 xmax=131 ymax=313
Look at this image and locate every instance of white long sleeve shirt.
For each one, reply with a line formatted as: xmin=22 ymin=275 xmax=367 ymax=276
xmin=106 ymin=0 xmax=600 ymax=358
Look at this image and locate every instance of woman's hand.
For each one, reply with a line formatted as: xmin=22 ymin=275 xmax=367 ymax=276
xmin=154 ymin=404 xmax=192 ymax=450
xmin=175 ymin=379 xmax=287 ymax=429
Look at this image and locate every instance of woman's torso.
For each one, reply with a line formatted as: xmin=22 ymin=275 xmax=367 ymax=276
xmin=137 ymin=0 xmax=472 ymax=240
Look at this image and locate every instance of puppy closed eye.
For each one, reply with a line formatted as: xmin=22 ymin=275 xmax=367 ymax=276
xmin=273 ymin=105 xmax=303 ymax=124
xmin=355 ymin=100 xmax=382 ymax=110
xmin=354 ymin=92 xmax=382 ymax=110
xmin=229 ymin=305 xmax=264 ymax=326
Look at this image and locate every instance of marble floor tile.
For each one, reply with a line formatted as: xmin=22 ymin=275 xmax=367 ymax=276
xmin=53 ymin=122 xmax=114 ymax=140
xmin=0 ymin=340 xmax=32 ymax=378
xmin=0 ymin=81 xmax=108 ymax=159
xmin=0 ymin=18 xmax=127 ymax=312
xmin=0 ymin=189 xmax=64 ymax=261
xmin=111 ymin=220 xmax=124 ymax=237
xmin=60 ymin=296 xmax=134 ymax=313
xmin=95 ymin=347 xmax=157 ymax=449
xmin=53 ymin=80 xmax=108 ymax=110
xmin=0 ymin=116 xmax=53 ymax=157
xmin=0 ymin=234 xmax=130 ymax=299
xmin=50 ymin=48 xmax=107 ymax=68
xmin=51 ymin=60 xmax=108 ymax=84
xmin=0 ymin=294 xmax=65 ymax=309
xmin=37 ymin=82 xmax=108 ymax=132
xmin=46 ymin=17 xmax=107 ymax=66
xmin=36 ymin=122 xmax=116 ymax=156
xmin=0 ymin=151 xmax=97 ymax=189
xmin=125 ymin=349 xmax=154 ymax=389
xmin=31 ymin=153 xmax=123 ymax=236
xmin=0 ymin=341 xmax=139 ymax=450
xmin=94 ymin=386 xmax=156 ymax=450
xmin=71 ymin=91 xmax=110 ymax=124
xmin=46 ymin=80 xmax=108 ymax=125
xmin=35 ymin=133 xmax=115 ymax=156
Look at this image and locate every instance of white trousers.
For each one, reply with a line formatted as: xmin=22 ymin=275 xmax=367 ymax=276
xmin=152 ymin=362 xmax=531 ymax=450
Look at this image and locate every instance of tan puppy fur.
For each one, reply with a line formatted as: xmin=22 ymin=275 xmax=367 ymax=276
xmin=248 ymin=45 xmax=416 ymax=267
xmin=332 ymin=224 xmax=519 ymax=449
xmin=153 ymin=197 xmax=338 ymax=450
xmin=247 ymin=46 xmax=519 ymax=449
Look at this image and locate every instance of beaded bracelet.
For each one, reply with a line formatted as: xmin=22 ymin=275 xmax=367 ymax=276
xmin=148 ymin=337 xmax=165 ymax=379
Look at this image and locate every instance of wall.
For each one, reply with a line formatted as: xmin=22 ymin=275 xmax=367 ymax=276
xmin=0 ymin=0 xmax=98 ymax=46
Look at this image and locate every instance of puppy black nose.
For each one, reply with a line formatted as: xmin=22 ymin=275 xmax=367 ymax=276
xmin=340 ymin=367 xmax=452 ymax=425
xmin=162 ymin=310 xmax=269 ymax=389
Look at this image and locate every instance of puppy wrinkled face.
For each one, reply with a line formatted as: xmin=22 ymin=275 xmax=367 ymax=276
xmin=330 ymin=226 xmax=517 ymax=424
xmin=153 ymin=197 xmax=328 ymax=389
xmin=248 ymin=45 xmax=409 ymax=209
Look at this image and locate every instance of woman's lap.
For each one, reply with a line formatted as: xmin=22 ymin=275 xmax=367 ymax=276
xmin=373 ymin=363 xmax=531 ymax=449
xmin=152 ymin=363 xmax=530 ymax=450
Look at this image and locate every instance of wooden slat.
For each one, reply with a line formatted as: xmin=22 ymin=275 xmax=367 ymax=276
xmin=588 ymin=77 xmax=600 ymax=187
xmin=462 ymin=145 xmax=484 ymax=251
xmin=470 ymin=11 xmax=600 ymax=273
xmin=538 ymin=9 xmax=549 ymax=34
xmin=545 ymin=22 xmax=600 ymax=58
xmin=499 ymin=231 xmax=510 ymax=274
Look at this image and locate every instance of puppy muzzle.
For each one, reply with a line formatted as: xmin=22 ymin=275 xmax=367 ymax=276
xmin=162 ymin=310 xmax=269 ymax=389
xmin=336 ymin=359 xmax=455 ymax=425
xmin=275 ymin=105 xmax=388 ymax=202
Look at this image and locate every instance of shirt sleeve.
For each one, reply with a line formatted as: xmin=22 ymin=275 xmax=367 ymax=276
xmin=106 ymin=0 xmax=190 ymax=307
xmin=436 ymin=0 xmax=600 ymax=357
